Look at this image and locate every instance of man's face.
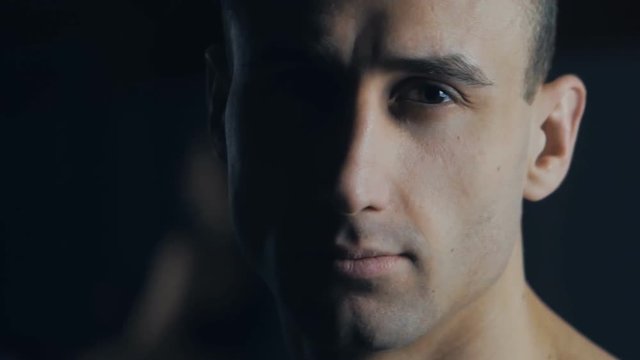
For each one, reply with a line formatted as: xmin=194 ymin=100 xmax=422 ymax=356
xmin=223 ymin=0 xmax=536 ymax=353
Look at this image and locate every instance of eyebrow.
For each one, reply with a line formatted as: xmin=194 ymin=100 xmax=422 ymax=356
xmin=253 ymin=46 xmax=494 ymax=88
xmin=378 ymin=54 xmax=494 ymax=87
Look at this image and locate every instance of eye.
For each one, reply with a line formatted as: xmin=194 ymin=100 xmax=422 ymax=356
xmin=391 ymin=79 xmax=457 ymax=106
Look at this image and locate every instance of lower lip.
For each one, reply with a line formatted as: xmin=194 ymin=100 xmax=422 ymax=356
xmin=333 ymin=255 xmax=407 ymax=279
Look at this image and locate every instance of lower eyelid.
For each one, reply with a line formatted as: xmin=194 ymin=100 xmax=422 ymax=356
xmin=388 ymin=100 xmax=453 ymax=119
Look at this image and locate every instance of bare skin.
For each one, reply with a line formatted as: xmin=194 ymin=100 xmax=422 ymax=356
xmin=209 ymin=0 xmax=617 ymax=358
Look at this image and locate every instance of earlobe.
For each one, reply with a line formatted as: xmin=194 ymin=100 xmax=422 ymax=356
xmin=524 ymin=75 xmax=587 ymax=201
xmin=205 ymin=44 xmax=231 ymax=163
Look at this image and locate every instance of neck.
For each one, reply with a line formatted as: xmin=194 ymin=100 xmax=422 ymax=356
xmin=287 ymin=239 xmax=557 ymax=360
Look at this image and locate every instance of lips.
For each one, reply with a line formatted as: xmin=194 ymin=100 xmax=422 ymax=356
xmin=332 ymin=246 xmax=409 ymax=279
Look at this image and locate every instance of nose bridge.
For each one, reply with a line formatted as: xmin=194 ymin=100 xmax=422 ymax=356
xmin=335 ymin=77 xmax=391 ymax=215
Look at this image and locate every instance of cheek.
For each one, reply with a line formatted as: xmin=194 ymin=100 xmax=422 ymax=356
xmin=461 ymin=121 xmax=528 ymax=277
xmin=399 ymin=111 xmax=529 ymax=300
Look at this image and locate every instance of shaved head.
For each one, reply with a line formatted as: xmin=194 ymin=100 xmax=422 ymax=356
xmin=523 ymin=0 xmax=558 ymax=101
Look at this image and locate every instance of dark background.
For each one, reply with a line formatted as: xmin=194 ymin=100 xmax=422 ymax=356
xmin=1 ymin=1 xmax=639 ymax=359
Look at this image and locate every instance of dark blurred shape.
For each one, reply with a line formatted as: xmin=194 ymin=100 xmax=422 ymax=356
xmin=79 ymin=138 xmax=285 ymax=360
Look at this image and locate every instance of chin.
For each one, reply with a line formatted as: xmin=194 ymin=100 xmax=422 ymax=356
xmin=322 ymin=293 xmax=434 ymax=355
xmin=277 ymin=265 xmax=441 ymax=357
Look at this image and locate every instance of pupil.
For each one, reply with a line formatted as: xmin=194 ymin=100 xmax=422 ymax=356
xmin=424 ymin=87 xmax=445 ymax=103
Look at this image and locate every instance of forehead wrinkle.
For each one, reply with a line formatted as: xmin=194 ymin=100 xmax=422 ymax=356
xmin=315 ymin=0 xmax=390 ymax=69
xmin=350 ymin=9 xmax=389 ymax=69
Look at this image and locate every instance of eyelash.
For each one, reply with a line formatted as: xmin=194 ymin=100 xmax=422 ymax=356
xmin=390 ymin=78 xmax=466 ymax=107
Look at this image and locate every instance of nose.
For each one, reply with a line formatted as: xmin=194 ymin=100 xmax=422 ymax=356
xmin=334 ymin=82 xmax=392 ymax=216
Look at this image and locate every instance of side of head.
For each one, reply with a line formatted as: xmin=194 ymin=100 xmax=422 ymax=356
xmin=207 ymin=0 xmax=586 ymax=355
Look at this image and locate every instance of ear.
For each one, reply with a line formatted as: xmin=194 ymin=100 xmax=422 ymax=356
xmin=524 ymin=75 xmax=587 ymax=201
xmin=205 ymin=44 xmax=231 ymax=163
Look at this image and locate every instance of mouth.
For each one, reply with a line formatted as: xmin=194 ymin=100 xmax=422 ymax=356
xmin=332 ymin=247 xmax=410 ymax=279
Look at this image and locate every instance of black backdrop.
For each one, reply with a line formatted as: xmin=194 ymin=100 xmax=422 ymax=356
xmin=2 ymin=1 xmax=639 ymax=359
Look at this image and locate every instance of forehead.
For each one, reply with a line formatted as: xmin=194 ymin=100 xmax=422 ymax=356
xmin=316 ymin=0 xmax=524 ymax=57
xmin=229 ymin=0 xmax=529 ymax=84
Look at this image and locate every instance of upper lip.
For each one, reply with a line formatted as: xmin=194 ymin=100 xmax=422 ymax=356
xmin=333 ymin=245 xmax=402 ymax=260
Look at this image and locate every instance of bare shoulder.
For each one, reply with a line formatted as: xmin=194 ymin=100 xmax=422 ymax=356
xmin=527 ymin=289 xmax=618 ymax=360
xmin=552 ymin=321 xmax=617 ymax=360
